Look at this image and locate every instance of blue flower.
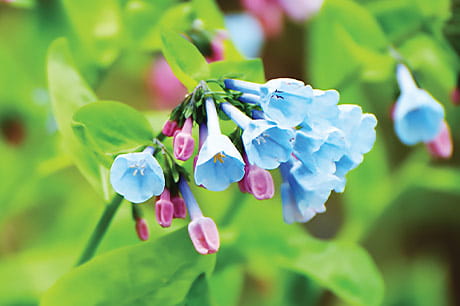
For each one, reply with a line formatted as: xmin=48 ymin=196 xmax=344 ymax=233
xmin=332 ymin=104 xmax=377 ymax=192
xmin=281 ymin=182 xmax=316 ymax=224
xmin=224 ymin=13 xmax=264 ymax=59
xmin=220 ymin=102 xmax=295 ymax=169
xmin=242 ymin=120 xmax=295 ymax=169
xmin=194 ymin=134 xmax=245 ymax=191
xmin=259 ymin=78 xmax=314 ymax=127
xmin=110 ymin=147 xmax=165 ymax=203
xmin=394 ymin=64 xmax=444 ymax=145
xmin=194 ymin=98 xmax=245 ymax=191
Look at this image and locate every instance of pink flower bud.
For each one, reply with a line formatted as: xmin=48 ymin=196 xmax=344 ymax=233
xmin=171 ymin=195 xmax=187 ymax=219
xmin=147 ymin=57 xmax=187 ymax=109
xmin=278 ymin=0 xmax=324 ymax=22
xmin=173 ymin=117 xmax=195 ymax=161
xmin=451 ymin=87 xmax=460 ymax=106
xmin=162 ymin=120 xmax=179 ymax=137
xmin=206 ymin=31 xmax=227 ymax=62
xmin=155 ymin=189 xmax=174 ymax=228
xmin=135 ymin=218 xmax=150 ymax=241
xmin=425 ymin=121 xmax=453 ymax=159
xmin=239 ymin=164 xmax=274 ymax=200
xmin=188 ymin=216 xmax=220 ymax=255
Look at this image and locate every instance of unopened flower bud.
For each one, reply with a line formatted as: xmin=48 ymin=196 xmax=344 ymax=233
xmin=162 ymin=120 xmax=179 ymax=137
xmin=155 ymin=189 xmax=174 ymax=228
xmin=135 ymin=218 xmax=150 ymax=241
xmin=174 ymin=117 xmax=195 ymax=161
xmin=425 ymin=121 xmax=453 ymax=159
xmin=188 ymin=216 xmax=220 ymax=255
xmin=171 ymin=195 xmax=187 ymax=219
xmin=239 ymin=164 xmax=274 ymax=200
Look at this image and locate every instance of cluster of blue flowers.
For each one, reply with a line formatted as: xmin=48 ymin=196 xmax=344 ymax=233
xmin=109 ymin=77 xmax=377 ymax=254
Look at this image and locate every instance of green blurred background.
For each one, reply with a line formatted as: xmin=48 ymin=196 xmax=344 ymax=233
xmin=1 ymin=0 xmax=460 ymax=305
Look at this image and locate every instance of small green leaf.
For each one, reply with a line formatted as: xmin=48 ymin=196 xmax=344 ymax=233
xmin=161 ymin=29 xmax=210 ymax=90
xmin=72 ymin=101 xmax=154 ymax=166
xmin=209 ymin=59 xmax=265 ymax=83
xmin=41 ymin=228 xmax=216 ymax=306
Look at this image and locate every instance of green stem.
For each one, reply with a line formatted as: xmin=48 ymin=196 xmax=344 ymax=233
xmin=75 ymin=194 xmax=124 ymax=266
xmin=220 ymin=191 xmax=247 ymax=228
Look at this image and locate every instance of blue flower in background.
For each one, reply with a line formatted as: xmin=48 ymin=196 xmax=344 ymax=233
xmin=242 ymin=119 xmax=295 ymax=169
xmin=394 ymin=64 xmax=444 ymax=145
xmin=194 ymin=134 xmax=245 ymax=191
xmin=110 ymin=147 xmax=165 ymax=203
xmin=224 ymin=13 xmax=264 ymax=58
xmin=259 ymin=78 xmax=314 ymax=127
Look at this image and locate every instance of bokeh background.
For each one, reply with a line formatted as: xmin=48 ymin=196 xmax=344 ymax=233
xmin=1 ymin=0 xmax=460 ymax=305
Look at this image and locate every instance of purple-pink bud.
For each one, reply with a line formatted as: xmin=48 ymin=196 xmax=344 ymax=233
xmin=135 ymin=218 xmax=150 ymax=241
xmin=188 ymin=216 xmax=220 ymax=255
xmin=241 ymin=0 xmax=284 ymax=38
xmin=173 ymin=117 xmax=195 ymax=161
xmin=239 ymin=164 xmax=275 ymax=200
xmin=155 ymin=189 xmax=174 ymax=228
xmin=425 ymin=121 xmax=453 ymax=159
xmin=162 ymin=120 xmax=179 ymax=137
xmin=451 ymin=87 xmax=460 ymax=106
xmin=171 ymin=195 xmax=187 ymax=219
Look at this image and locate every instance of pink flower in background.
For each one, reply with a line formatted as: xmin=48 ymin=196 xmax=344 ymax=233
xmin=451 ymin=87 xmax=460 ymax=106
xmin=241 ymin=0 xmax=324 ymax=38
xmin=425 ymin=121 xmax=453 ymax=159
xmin=147 ymin=57 xmax=187 ymax=110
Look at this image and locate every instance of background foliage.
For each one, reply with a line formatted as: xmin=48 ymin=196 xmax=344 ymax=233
xmin=0 ymin=0 xmax=459 ymax=305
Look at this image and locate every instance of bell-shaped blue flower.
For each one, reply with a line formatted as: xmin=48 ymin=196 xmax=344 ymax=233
xmin=394 ymin=64 xmax=444 ymax=145
xmin=221 ymin=102 xmax=295 ymax=170
xmin=194 ymin=98 xmax=245 ymax=191
xmin=279 ymin=160 xmax=335 ymax=223
xmin=110 ymin=147 xmax=165 ymax=203
xmin=259 ymin=78 xmax=314 ymax=127
xmin=332 ymin=104 xmax=377 ymax=192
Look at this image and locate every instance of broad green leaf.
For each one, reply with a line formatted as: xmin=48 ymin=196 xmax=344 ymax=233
xmin=232 ymin=198 xmax=384 ymax=306
xmin=47 ymin=38 xmax=110 ymax=199
xmin=209 ymin=59 xmax=265 ymax=83
xmin=72 ymin=101 xmax=154 ymax=167
xmin=62 ymin=0 xmax=122 ymax=66
xmin=41 ymin=228 xmax=216 ymax=306
xmin=308 ymin=0 xmax=389 ymax=88
xmin=185 ymin=273 xmax=213 ymax=306
xmin=161 ymin=29 xmax=210 ymax=90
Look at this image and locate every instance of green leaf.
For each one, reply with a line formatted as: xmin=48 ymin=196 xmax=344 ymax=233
xmin=40 ymin=228 xmax=216 ymax=306
xmin=72 ymin=101 xmax=154 ymax=167
xmin=232 ymin=198 xmax=384 ymax=306
xmin=47 ymin=38 xmax=111 ymax=199
xmin=209 ymin=59 xmax=265 ymax=83
xmin=161 ymin=29 xmax=210 ymax=90
xmin=62 ymin=0 xmax=122 ymax=66
xmin=185 ymin=273 xmax=214 ymax=306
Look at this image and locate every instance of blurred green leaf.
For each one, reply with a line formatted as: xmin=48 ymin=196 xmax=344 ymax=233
xmin=308 ymin=0 xmax=390 ymax=88
xmin=40 ymin=228 xmax=215 ymax=306
xmin=72 ymin=101 xmax=154 ymax=167
xmin=47 ymin=38 xmax=110 ymax=199
xmin=209 ymin=59 xmax=265 ymax=82
xmin=233 ymin=197 xmax=384 ymax=306
xmin=62 ymin=0 xmax=122 ymax=66
xmin=191 ymin=0 xmax=225 ymax=29
xmin=161 ymin=29 xmax=210 ymax=90
xmin=185 ymin=273 xmax=213 ymax=306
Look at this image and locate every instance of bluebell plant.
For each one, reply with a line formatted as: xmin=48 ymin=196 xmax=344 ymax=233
xmin=109 ymin=77 xmax=377 ymax=255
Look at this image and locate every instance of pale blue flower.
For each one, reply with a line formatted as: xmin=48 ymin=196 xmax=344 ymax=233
xmin=221 ymin=102 xmax=295 ymax=170
xmin=332 ymin=104 xmax=377 ymax=192
xmin=394 ymin=64 xmax=444 ymax=145
xmin=110 ymin=147 xmax=165 ymax=203
xmin=281 ymin=182 xmax=316 ymax=224
xmin=194 ymin=98 xmax=245 ymax=191
xmin=259 ymin=78 xmax=314 ymax=127
xmin=194 ymin=134 xmax=245 ymax=191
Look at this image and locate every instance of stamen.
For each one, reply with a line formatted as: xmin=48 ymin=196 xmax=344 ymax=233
xmin=213 ymin=152 xmax=225 ymax=163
